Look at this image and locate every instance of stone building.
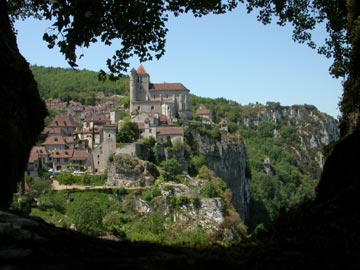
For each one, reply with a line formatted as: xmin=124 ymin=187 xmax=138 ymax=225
xmin=129 ymin=65 xmax=192 ymax=120
xmin=91 ymin=125 xmax=117 ymax=173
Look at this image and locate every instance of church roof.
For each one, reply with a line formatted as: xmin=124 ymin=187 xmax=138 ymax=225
xmin=157 ymin=127 xmax=183 ymax=136
xmin=150 ymin=83 xmax=188 ymax=92
xmin=136 ymin=64 xmax=148 ymax=75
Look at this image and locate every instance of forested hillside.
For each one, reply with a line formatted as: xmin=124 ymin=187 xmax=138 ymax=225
xmin=31 ymin=65 xmax=129 ymax=105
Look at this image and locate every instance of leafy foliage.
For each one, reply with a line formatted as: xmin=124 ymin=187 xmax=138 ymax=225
xmin=10 ymin=1 xmax=237 ymax=77
xmin=26 ymin=176 xmax=52 ymax=198
xmin=116 ymin=120 xmax=139 ymax=143
xmin=56 ymin=173 xmax=107 ymax=186
xmin=159 ymin=158 xmax=181 ymax=181
xmin=31 ymin=66 xmax=129 ymax=103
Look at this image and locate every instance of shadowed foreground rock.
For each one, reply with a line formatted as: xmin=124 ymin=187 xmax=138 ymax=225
xmin=0 ymin=211 xmax=243 ymax=269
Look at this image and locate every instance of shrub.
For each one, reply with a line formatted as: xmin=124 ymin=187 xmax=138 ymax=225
xmin=142 ymin=187 xmax=161 ymax=202
xmin=170 ymin=196 xmax=191 ymax=208
xmin=160 ymin=158 xmax=181 ymax=181
xmin=27 ymin=177 xmax=52 ymax=197
xmin=56 ymin=172 xmax=76 ymax=185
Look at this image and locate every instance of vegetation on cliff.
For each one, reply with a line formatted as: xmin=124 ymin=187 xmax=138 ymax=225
xmin=190 ymin=96 xmax=339 ymax=231
xmin=26 ymin=155 xmax=246 ymax=245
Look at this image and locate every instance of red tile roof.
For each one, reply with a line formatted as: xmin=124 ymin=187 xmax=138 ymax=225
xmin=157 ymin=127 xmax=183 ymax=136
xmin=137 ymin=123 xmax=145 ymax=130
xmin=42 ymin=127 xmax=62 ymax=135
xmin=28 ymin=146 xmax=49 ymax=164
xmin=28 ymin=152 xmax=39 ymax=164
xmin=31 ymin=146 xmax=48 ymax=156
xmin=43 ymin=135 xmax=66 ymax=145
xmin=70 ymin=150 xmax=89 ymax=161
xmin=136 ymin=64 xmax=148 ymax=75
xmin=49 ymin=114 xmax=76 ymax=128
xmin=151 ymin=83 xmax=188 ymax=92
xmin=50 ymin=150 xmax=74 ymax=159
xmin=64 ymin=136 xmax=75 ymax=144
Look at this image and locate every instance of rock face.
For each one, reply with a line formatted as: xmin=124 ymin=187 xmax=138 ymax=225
xmin=107 ymin=155 xmax=159 ymax=187
xmin=192 ymin=132 xmax=251 ymax=222
xmin=242 ymin=103 xmax=340 ymax=178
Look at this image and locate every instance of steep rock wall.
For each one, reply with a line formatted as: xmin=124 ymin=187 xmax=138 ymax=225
xmin=192 ymin=132 xmax=250 ymax=222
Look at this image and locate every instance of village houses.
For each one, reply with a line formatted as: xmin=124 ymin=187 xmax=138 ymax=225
xmin=26 ymin=65 xmax=192 ymax=177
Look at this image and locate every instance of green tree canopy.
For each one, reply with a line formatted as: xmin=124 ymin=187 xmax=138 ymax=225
xmin=117 ymin=120 xmax=139 ymax=143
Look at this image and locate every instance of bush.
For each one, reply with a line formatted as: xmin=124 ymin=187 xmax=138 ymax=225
xmin=170 ymin=196 xmax=191 ymax=208
xmin=117 ymin=120 xmax=139 ymax=143
xmin=189 ymin=155 xmax=207 ymax=176
xmin=56 ymin=172 xmax=76 ymax=185
xmin=142 ymin=187 xmax=161 ymax=202
xmin=27 ymin=177 xmax=52 ymax=197
xmin=67 ymin=192 xmax=111 ymax=236
xmin=160 ymin=158 xmax=181 ymax=181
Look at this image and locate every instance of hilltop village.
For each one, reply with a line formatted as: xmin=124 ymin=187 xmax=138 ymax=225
xmin=26 ymin=65 xmax=214 ymax=178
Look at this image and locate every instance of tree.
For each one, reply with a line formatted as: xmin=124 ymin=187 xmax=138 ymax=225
xmin=7 ymin=0 xmax=237 ymax=78
xmin=117 ymin=120 xmax=139 ymax=143
xmin=159 ymin=158 xmax=181 ymax=181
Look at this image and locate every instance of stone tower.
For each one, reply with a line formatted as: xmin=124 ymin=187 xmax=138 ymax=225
xmin=130 ymin=64 xmax=150 ymax=112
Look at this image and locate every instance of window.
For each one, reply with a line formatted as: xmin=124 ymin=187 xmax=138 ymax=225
xmin=149 ymin=129 xmax=152 ymax=133
xmin=138 ymin=106 xmax=141 ymax=110
xmin=151 ymin=106 xmax=154 ymax=110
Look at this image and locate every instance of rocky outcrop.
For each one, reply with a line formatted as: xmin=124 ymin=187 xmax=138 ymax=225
xmin=107 ymin=155 xmax=159 ymax=187
xmin=192 ymin=132 xmax=251 ymax=222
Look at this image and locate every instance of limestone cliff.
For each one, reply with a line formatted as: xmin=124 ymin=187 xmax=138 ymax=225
xmin=190 ymin=131 xmax=251 ymax=222
xmin=241 ymin=103 xmax=340 ymax=178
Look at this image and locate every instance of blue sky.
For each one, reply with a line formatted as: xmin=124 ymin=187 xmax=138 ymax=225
xmin=14 ymin=6 xmax=342 ymax=118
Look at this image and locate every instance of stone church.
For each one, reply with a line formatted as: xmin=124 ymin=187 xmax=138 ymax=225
xmin=129 ymin=65 xmax=192 ymax=120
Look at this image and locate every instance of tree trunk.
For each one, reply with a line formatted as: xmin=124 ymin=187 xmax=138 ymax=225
xmin=0 ymin=0 xmax=47 ymax=208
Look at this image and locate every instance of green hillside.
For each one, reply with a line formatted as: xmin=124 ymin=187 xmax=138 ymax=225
xmin=31 ymin=65 xmax=129 ymax=105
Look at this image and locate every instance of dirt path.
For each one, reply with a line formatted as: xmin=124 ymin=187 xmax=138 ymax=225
xmin=51 ymin=180 xmax=148 ymax=191
xmin=51 ymin=180 xmax=112 ymax=190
